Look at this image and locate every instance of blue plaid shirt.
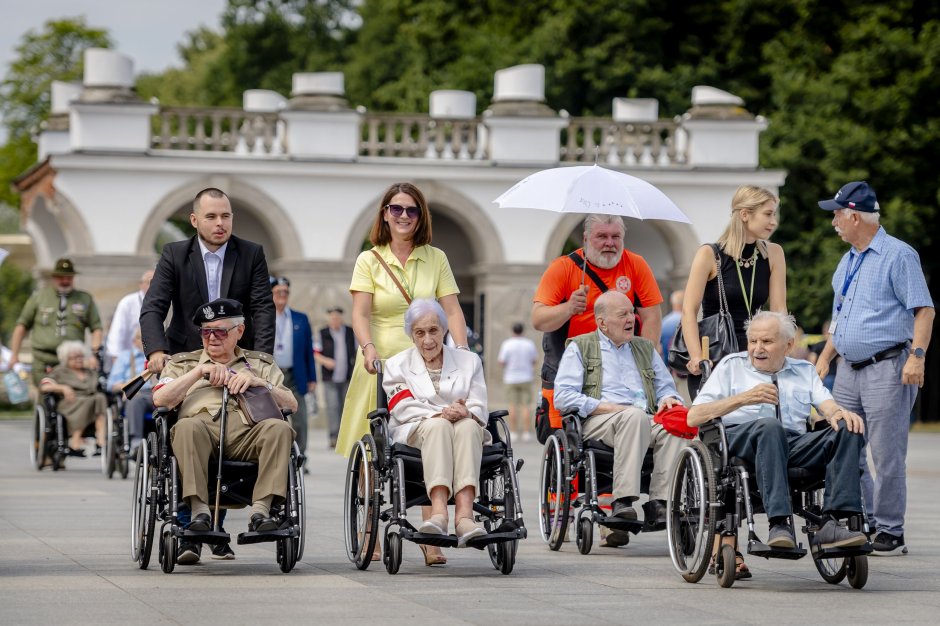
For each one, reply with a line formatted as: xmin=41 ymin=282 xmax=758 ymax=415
xmin=829 ymin=227 xmax=933 ymax=362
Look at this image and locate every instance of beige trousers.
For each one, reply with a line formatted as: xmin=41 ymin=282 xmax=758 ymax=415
xmin=581 ymin=407 xmax=686 ymax=501
xmin=408 ymin=417 xmax=484 ymax=498
xmin=171 ymin=412 xmax=295 ymax=505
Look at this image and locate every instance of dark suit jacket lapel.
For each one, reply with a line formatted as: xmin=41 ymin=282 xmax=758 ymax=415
xmin=220 ymin=236 xmax=238 ymax=298
xmin=187 ymin=237 xmax=210 ymax=302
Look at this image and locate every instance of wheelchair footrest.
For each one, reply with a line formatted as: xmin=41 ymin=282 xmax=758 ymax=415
xmin=237 ymin=528 xmax=294 ymax=545
xmin=810 ymin=543 xmax=872 ymax=560
xmin=465 ymin=527 xmax=528 ymax=550
xmin=178 ymin=529 xmax=230 ymax=546
xmin=401 ymin=529 xmax=459 ymax=548
xmin=597 ymin=516 xmax=644 ymax=535
xmin=748 ymin=540 xmax=807 ymax=560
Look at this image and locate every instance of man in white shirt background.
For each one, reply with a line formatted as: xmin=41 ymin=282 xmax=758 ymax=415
xmin=106 ymin=269 xmax=154 ymax=363
xmin=497 ymin=322 xmax=538 ymax=442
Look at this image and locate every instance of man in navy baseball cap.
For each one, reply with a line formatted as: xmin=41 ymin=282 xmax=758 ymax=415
xmin=818 ymin=181 xmax=878 ymax=212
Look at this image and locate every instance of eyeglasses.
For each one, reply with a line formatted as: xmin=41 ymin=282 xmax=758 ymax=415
xmin=269 ymin=276 xmax=290 ymax=288
xmin=385 ymin=204 xmax=421 ymax=219
xmin=199 ymin=323 xmax=241 ymax=339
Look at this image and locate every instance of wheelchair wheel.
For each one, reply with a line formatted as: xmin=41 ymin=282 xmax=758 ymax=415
xmin=131 ymin=435 xmax=156 ymax=569
xmin=483 ymin=461 xmax=518 ymax=575
xmin=159 ymin=527 xmax=176 ymax=574
xmin=294 ymin=451 xmax=306 ymax=562
xmin=31 ymin=403 xmax=50 ymax=470
xmin=666 ymin=440 xmax=716 ymax=583
xmin=105 ymin=407 xmax=117 ymax=478
xmin=576 ymin=517 xmax=593 ymax=555
xmin=847 ymin=555 xmax=868 ymax=589
xmin=344 ymin=436 xmax=380 ymax=570
xmin=277 ymin=536 xmax=297 ymax=573
xmin=716 ymin=543 xmax=736 ymax=588
xmin=814 ymin=555 xmax=848 ymax=584
xmin=384 ymin=529 xmax=402 ymax=575
xmin=538 ymin=432 xmax=571 ymax=551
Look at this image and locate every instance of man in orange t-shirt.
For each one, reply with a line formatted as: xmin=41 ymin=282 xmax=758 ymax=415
xmin=532 ymin=214 xmax=664 ymax=432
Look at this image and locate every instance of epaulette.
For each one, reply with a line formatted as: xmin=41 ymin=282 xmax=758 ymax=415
xmin=243 ymin=350 xmax=274 ymax=363
xmin=169 ymin=350 xmax=202 ymax=362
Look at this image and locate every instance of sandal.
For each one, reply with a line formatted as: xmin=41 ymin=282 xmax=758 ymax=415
xmin=734 ymin=551 xmax=752 ymax=580
xmin=419 ymin=544 xmax=447 ymax=566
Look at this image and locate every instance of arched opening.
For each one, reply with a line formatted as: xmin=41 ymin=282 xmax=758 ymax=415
xmin=139 ymin=179 xmax=302 ymax=261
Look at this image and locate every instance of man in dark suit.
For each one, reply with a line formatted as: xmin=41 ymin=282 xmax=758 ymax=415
xmin=314 ymin=306 xmax=356 ymax=448
xmin=270 ymin=276 xmax=316 ymax=468
xmin=139 ymin=186 xmax=275 ymax=564
xmin=141 ymin=187 xmax=275 ymax=372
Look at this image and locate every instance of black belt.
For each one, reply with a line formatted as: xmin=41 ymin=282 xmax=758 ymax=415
xmin=849 ymin=342 xmax=907 ymax=370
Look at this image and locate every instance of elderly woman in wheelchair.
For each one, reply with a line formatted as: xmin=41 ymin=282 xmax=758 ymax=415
xmin=382 ymin=298 xmax=490 ymax=547
xmin=39 ymin=340 xmax=107 ymax=457
xmin=670 ymin=310 xmax=870 ymax=587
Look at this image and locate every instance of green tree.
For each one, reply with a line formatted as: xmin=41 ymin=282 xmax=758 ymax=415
xmin=136 ymin=28 xmax=229 ymax=107
xmin=0 ymin=18 xmax=111 ymax=207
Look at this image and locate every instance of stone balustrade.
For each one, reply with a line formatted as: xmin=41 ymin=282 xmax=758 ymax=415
xmin=359 ymin=113 xmax=486 ymax=160
xmin=561 ymin=117 xmax=686 ymax=166
xmin=151 ymin=106 xmax=285 ymax=155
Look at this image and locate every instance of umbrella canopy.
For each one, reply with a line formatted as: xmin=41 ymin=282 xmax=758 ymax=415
xmin=493 ymin=164 xmax=691 ymax=224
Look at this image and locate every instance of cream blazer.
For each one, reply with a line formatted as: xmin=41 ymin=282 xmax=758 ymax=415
xmin=382 ymin=345 xmax=490 ymax=445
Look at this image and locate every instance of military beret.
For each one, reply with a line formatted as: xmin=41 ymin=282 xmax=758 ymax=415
xmin=192 ymin=298 xmax=244 ymax=325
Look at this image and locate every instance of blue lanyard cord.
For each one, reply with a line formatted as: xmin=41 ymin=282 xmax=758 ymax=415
xmin=836 ymin=249 xmax=869 ymax=313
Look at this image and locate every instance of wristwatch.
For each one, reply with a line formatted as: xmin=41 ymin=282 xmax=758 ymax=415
xmin=912 ymin=347 xmax=925 ymax=359
xmin=265 ymin=382 xmax=273 ymax=390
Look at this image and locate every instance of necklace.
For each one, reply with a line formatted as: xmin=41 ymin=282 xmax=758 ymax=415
xmin=737 ymin=246 xmax=758 ymax=269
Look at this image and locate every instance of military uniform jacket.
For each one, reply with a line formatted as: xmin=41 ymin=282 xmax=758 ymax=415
xmin=17 ymin=287 xmax=102 ymax=354
xmin=156 ymin=347 xmax=290 ymax=427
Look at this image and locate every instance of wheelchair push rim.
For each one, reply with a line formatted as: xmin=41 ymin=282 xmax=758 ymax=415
xmin=666 ymin=440 xmax=716 ymax=583
xmin=31 ymin=403 xmax=50 ymax=470
xmin=344 ymin=436 xmax=380 ymax=569
xmin=538 ymin=432 xmax=571 ymax=550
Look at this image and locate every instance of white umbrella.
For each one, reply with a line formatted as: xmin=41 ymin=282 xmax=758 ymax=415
xmin=493 ymin=164 xmax=691 ymax=223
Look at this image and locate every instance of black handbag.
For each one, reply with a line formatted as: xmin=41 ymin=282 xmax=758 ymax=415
xmin=668 ymin=244 xmax=738 ymax=371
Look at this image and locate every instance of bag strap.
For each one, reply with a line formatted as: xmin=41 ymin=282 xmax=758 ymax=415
xmin=567 ymin=251 xmax=609 ymax=294
xmin=709 ymin=244 xmax=731 ymax=316
xmin=371 ymin=249 xmax=412 ymax=304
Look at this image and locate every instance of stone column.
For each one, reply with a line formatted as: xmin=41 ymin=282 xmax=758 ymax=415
xmin=38 ymin=81 xmax=82 ymax=160
xmin=483 ymin=64 xmax=568 ymax=165
xmin=680 ymin=86 xmax=768 ymax=168
xmin=281 ymin=72 xmax=361 ymax=160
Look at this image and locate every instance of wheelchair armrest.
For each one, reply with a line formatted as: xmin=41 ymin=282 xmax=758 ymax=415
xmin=368 ymin=408 xmax=389 ymax=422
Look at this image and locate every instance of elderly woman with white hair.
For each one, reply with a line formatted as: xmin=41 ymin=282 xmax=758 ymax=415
xmin=382 ymin=299 xmax=491 ymax=547
xmin=39 ymin=340 xmax=107 ymax=456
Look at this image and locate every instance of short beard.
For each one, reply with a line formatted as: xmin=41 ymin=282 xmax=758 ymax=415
xmin=585 ymin=248 xmax=621 ymax=269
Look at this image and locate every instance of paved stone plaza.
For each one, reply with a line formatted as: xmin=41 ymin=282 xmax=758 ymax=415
xmin=1 ymin=421 xmax=938 ymax=625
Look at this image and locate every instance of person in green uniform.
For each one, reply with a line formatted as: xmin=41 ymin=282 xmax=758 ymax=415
xmin=9 ymin=258 xmax=103 ymax=385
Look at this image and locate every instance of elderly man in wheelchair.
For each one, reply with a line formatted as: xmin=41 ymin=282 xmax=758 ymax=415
xmin=152 ymin=299 xmax=297 ymax=539
xmin=681 ymin=310 xmax=869 ymax=585
xmin=553 ymin=291 xmax=687 ymax=538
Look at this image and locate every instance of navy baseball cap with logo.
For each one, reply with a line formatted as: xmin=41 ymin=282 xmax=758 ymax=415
xmin=192 ymin=298 xmax=243 ymax=325
xmin=818 ymin=181 xmax=878 ymax=212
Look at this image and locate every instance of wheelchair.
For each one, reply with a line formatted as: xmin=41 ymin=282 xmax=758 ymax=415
xmin=538 ymin=408 xmax=664 ymax=554
xmin=343 ymin=362 xmax=527 ymax=575
xmin=31 ymin=364 xmax=112 ymax=474
xmin=131 ymin=386 xmax=305 ymax=573
xmin=665 ymin=366 xmax=871 ymax=589
xmin=103 ymin=391 xmax=132 ymax=479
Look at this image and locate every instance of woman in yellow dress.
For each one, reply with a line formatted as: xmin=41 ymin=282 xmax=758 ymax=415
xmin=335 ymin=182 xmax=469 ymax=565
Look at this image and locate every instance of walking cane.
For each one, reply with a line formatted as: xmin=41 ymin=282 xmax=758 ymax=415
xmin=214 ymin=386 xmax=229 ymax=533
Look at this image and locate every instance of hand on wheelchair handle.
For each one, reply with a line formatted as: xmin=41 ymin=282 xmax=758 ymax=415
xmin=686 ymin=359 xmax=711 ymax=376
xmin=147 ymin=351 xmax=168 ymax=375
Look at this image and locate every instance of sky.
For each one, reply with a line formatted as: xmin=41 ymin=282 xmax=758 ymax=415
xmin=1 ymin=0 xmax=229 ymax=78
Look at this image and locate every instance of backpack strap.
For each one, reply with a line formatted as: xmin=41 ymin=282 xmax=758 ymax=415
xmin=567 ymin=251 xmax=609 ymax=294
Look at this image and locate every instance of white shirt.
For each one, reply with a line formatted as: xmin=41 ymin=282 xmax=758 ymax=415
xmin=692 ymin=352 xmax=833 ymax=435
xmin=497 ymin=335 xmax=538 ymax=385
xmin=329 ymin=326 xmax=348 ymax=382
xmin=197 ymin=238 xmax=228 ymax=301
xmin=106 ymin=289 xmax=145 ymax=359
xmin=274 ymin=307 xmax=294 ymax=370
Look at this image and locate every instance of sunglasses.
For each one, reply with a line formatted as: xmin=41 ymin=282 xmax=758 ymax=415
xmin=269 ymin=276 xmax=290 ymax=287
xmin=199 ymin=323 xmax=241 ymax=339
xmin=385 ymin=204 xmax=421 ymax=219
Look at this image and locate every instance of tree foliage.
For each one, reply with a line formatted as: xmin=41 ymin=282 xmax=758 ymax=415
xmin=0 ymin=18 xmax=111 ymax=208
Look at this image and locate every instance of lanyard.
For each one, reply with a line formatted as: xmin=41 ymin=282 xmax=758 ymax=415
xmin=734 ymin=255 xmax=757 ymax=317
xmin=836 ymin=249 xmax=869 ymax=313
